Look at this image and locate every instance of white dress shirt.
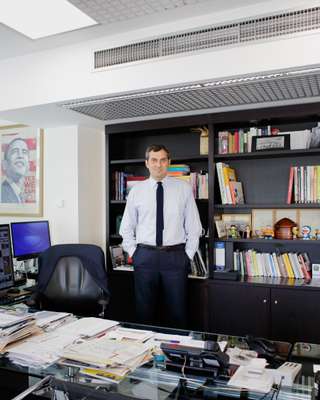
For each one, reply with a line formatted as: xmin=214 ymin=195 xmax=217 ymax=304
xmin=119 ymin=176 xmax=202 ymax=259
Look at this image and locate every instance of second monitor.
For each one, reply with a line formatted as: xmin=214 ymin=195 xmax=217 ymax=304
xmin=11 ymin=220 xmax=51 ymax=261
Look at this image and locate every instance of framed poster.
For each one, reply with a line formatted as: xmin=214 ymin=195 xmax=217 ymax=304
xmin=0 ymin=125 xmax=43 ymax=216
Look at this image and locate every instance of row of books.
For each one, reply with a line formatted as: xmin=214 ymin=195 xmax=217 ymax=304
xmin=216 ymin=162 xmax=244 ymax=204
xmin=233 ymin=249 xmax=311 ymax=279
xmin=112 ymin=167 xmax=208 ymax=200
xmin=218 ymin=127 xmax=313 ymax=154
xmin=287 ymin=165 xmax=320 ymax=204
xmin=218 ymin=126 xmax=278 ymax=154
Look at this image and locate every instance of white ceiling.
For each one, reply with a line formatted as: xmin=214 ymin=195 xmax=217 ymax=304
xmin=0 ymin=0 xmax=269 ymax=61
xmin=0 ymin=0 xmax=316 ymax=128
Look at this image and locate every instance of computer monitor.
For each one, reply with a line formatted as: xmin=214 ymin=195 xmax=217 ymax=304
xmin=11 ymin=220 xmax=51 ymax=261
xmin=0 ymin=224 xmax=14 ymax=290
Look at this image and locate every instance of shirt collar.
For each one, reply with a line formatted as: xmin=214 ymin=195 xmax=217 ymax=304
xmin=148 ymin=175 xmax=169 ymax=188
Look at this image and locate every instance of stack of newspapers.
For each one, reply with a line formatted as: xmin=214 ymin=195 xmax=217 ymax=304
xmin=61 ymin=329 xmax=154 ymax=382
xmin=7 ymin=317 xmax=120 ymax=368
xmin=0 ymin=311 xmax=38 ymax=352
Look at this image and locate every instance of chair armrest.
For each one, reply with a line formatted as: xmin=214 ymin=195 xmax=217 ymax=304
xmin=25 ymin=291 xmax=42 ymax=308
xmin=98 ymin=293 xmax=110 ymax=317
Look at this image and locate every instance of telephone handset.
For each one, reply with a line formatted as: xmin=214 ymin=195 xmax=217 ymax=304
xmin=245 ymin=335 xmax=277 ymax=359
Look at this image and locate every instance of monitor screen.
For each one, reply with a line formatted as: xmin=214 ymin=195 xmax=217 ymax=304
xmin=11 ymin=221 xmax=51 ymax=260
xmin=0 ymin=224 xmax=14 ymax=290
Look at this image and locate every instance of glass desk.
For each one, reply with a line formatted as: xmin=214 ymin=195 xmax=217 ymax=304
xmin=0 ymin=320 xmax=316 ymax=400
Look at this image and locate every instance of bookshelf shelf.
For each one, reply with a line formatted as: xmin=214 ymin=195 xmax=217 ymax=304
xmin=214 ymin=148 xmax=320 ymax=160
xmin=217 ymin=238 xmax=320 ymax=245
xmin=110 ymin=154 xmax=208 ymax=165
xmin=214 ymin=203 xmax=320 ymax=209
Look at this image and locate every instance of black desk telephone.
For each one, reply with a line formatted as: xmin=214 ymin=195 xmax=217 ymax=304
xmin=245 ymin=335 xmax=277 ymax=359
xmin=160 ymin=341 xmax=229 ymax=375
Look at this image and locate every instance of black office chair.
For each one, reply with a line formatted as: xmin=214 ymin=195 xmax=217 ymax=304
xmin=28 ymin=244 xmax=110 ymax=317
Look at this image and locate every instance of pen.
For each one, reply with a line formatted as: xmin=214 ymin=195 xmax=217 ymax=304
xmin=154 ymin=339 xmax=180 ymax=343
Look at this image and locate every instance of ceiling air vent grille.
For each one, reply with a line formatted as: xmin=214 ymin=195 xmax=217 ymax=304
xmin=94 ymin=7 xmax=320 ymax=69
xmin=62 ymin=66 xmax=320 ymax=122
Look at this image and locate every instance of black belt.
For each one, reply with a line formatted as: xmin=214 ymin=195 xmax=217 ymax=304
xmin=138 ymin=243 xmax=185 ymax=251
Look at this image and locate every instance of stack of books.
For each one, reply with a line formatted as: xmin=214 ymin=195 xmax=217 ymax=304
xmin=168 ymin=165 xmax=208 ymax=199
xmin=233 ymin=249 xmax=311 ymax=279
xmin=216 ymin=162 xmax=244 ymax=205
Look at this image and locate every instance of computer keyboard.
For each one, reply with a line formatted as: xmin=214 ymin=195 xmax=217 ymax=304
xmin=0 ymin=292 xmax=31 ymax=305
xmin=0 ymin=295 xmax=15 ymax=305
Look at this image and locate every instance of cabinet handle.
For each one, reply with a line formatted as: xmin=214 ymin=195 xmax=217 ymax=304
xmin=263 ymin=299 xmax=267 ymax=303
xmin=274 ymin=300 xmax=278 ymax=305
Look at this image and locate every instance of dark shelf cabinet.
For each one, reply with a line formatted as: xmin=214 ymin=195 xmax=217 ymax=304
xmin=208 ymin=281 xmax=269 ymax=337
xmin=106 ymin=102 xmax=320 ymax=337
xmin=208 ymin=280 xmax=320 ymax=343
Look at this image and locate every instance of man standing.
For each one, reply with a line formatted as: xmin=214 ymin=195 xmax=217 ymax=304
xmin=1 ymin=138 xmax=29 ymax=203
xmin=119 ymin=144 xmax=202 ymax=328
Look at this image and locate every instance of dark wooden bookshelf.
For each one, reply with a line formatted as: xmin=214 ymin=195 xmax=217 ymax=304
xmin=105 ymin=102 xmax=320 ymax=342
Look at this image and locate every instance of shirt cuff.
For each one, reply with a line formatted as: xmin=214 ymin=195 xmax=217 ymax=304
xmin=185 ymin=249 xmax=194 ymax=260
xmin=128 ymin=246 xmax=137 ymax=258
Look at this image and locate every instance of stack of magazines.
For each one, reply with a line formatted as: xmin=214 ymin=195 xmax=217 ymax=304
xmin=189 ymin=249 xmax=208 ymax=278
xmin=0 ymin=310 xmax=38 ymax=352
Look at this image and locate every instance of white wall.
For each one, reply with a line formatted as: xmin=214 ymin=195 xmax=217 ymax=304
xmin=78 ymin=125 xmax=105 ymax=249
xmin=44 ymin=126 xmax=79 ymax=244
xmin=0 ymin=125 xmax=105 ymax=249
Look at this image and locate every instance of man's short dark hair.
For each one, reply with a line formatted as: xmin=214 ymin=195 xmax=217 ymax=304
xmin=145 ymin=144 xmax=170 ymax=160
xmin=4 ymin=138 xmax=28 ymax=161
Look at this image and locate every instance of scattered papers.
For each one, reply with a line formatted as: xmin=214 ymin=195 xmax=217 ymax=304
xmin=226 ymin=347 xmax=258 ymax=366
xmin=8 ymin=331 xmax=78 ymax=367
xmin=228 ymin=360 xmax=273 ymax=394
xmin=0 ymin=310 xmax=38 ymax=352
xmin=62 ymin=336 xmax=153 ymax=370
xmin=0 ymin=312 xmax=34 ymax=329
xmin=56 ymin=317 xmax=119 ymax=338
xmin=150 ymin=332 xmax=205 ymax=349
xmin=34 ymin=311 xmax=74 ymax=331
xmin=104 ymin=327 xmax=154 ymax=343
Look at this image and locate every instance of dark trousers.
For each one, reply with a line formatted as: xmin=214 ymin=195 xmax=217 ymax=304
xmin=133 ymin=246 xmax=189 ymax=329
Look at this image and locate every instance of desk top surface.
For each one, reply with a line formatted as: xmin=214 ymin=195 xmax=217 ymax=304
xmin=0 ymin=317 xmax=316 ymax=400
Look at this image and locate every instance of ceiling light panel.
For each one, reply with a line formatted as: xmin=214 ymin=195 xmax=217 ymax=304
xmin=0 ymin=0 xmax=97 ymax=39
xmin=69 ymin=0 xmax=208 ymax=24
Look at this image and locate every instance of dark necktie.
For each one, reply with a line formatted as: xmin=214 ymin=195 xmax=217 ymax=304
xmin=156 ymin=182 xmax=164 ymax=246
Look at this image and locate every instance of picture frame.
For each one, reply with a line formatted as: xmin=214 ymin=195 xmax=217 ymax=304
xmin=0 ymin=125 xmax=43 ymax=216
xmin=252 ymin=134 xmax=290 ymax=152
xmin=109 ymin=245 xmax=133 ymax=270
